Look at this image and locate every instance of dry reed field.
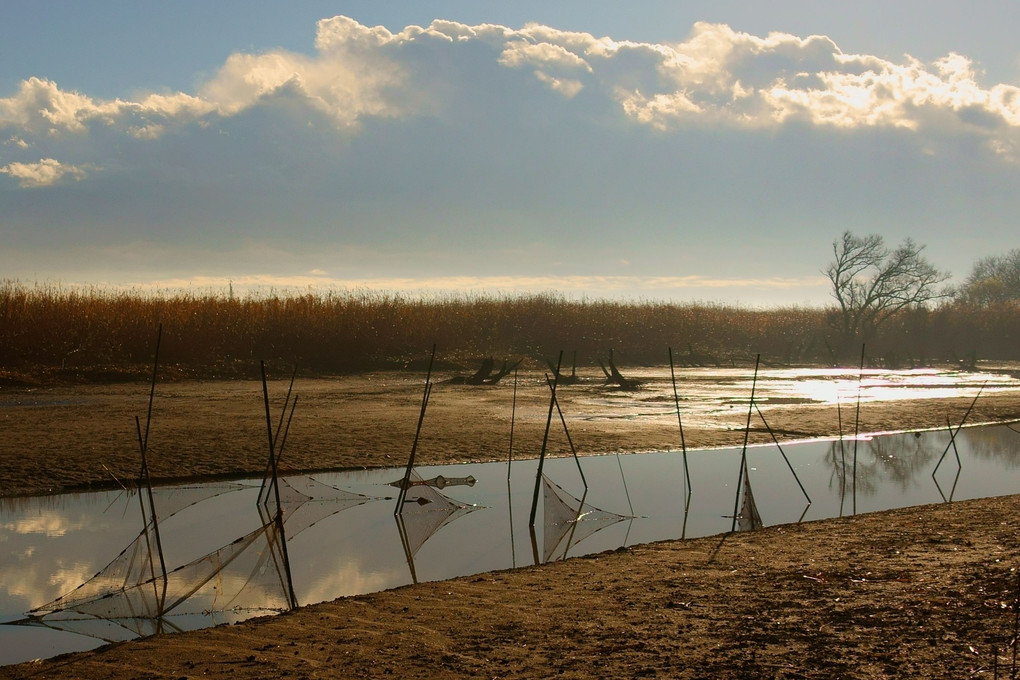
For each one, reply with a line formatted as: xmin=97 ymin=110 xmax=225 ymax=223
xmin=2 ymin=282 xmax=1019 ymax=385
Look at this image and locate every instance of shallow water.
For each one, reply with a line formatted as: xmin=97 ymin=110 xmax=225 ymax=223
xmin=576 ymin=365 xmax=1020 ymax=428
xmin=2 ymin=421 xmax=1019 ymax=666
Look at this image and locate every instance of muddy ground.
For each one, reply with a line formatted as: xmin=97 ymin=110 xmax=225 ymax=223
xmin=2 ymin=366 xmax=1020 ymax=677
xmin=2 ymin=366 xmax=1020 ymax=497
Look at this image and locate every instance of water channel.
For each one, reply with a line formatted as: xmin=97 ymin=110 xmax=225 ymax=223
xmin=2 ymin=420 xmax=1020 ymax=666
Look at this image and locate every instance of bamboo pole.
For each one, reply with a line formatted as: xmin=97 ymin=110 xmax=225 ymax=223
xmin=395 ymin=345 xmax=436 ymax=515
xmin=730 ymin=354 xmax=760 ymax=533
xmin=260 ymin=360 xmax=298 ymax=609
xmin=852 ymin=344 xmax=865 ymax=516
xmin=549 ymin=377 xmax=586 ymax=491
xmin=932 ymin=381 xmax=986 ymax=475
xmin=933 ymin=417 xmax=963 ymax=503
xmin=507 ymin=368 xmax=518 ymax=481
xmin=753 ymin=402 xmax=811 ymax=504
xmin=529 ymin=351 xmax=563 ymax=528
xmin=507 ymin=368 xmax=519 ymax=566
xmin=836 ymin=392 xmax=846 ymax=517
xmin=259 ymin=363 xmax=298 ymax=506
xmin=137 ymin=324 xmax=168 ymax=612
xmin=668 ymin=347 xmax=692 ymax=497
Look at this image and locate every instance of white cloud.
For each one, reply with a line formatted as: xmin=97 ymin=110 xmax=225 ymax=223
xmin=198 ymin=45 xmax=405 ymax=126
xmin=585 ymin=22 xmax=1020 ymax=147
xmin=0 ymin=77 xmax=212 ymax=136
xmin=2 ymin=14 xmax=1020 ymax=177
xmin=499 ymin=39 xmax=592 ymax=72
xmin=0 ymin=157 xmax=89 ymax=187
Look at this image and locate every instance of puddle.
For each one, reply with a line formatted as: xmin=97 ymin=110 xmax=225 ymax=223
xmin=2 ymin=422 xmax=1020 ymax=665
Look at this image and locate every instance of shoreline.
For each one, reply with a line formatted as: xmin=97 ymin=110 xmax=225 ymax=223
xmin=2 ymin=494 xmax=1018 ymax=678
xmin=3 ymin=415 xmax=1015 ymax=502
xmin=3 ymin=369 xmax=1020 ymax=498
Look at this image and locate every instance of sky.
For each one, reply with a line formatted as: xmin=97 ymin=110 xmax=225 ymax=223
xmin=2 ymin=1 xmax=1019 ymax=306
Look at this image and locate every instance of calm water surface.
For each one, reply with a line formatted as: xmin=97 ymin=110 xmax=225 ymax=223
xmin=2 ymin=421 xmax=1020 ymax=666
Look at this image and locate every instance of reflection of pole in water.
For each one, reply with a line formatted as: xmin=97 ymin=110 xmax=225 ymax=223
xmin=507 ymin=369 xmax=518 ymax=567
xmin=260 ymin=361 xmax=298 ymax=610
xmin=731 ymin=354 xmax=760 ymax=533
xmin=668 ymin=347 xmax=692 ymax=499
xmin=137 ymin=324 xmax=168 ymax=624
xmin=507 ymin=477 xmax=516 ymax=568
xmin=530 ymin=351 xmax=563 ymax=528
xmin=395 ymin=513 xmax=419 ymax=584
xmin=836 ymin=392 xmax=846 ymax=517
xmin=932 ymin=381 xmax=986 ymax=476
xmin=394 ymin=471 xmax=478 ymax=582
xmin=395 ymin=345 xmax=436 ymax=515
xmin=615 ymin=451 xmax=634 ymax=547
xmin=933 ymin=417 xmax=964 ymax=503
xmin=852 ymin=344 xmax=865 ymax=516
xmin=507 ymin=368 xmax=517 ymax=481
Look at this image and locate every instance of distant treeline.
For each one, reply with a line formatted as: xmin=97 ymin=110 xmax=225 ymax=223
xmin=1 ymin=282 xmax=1017 ymax=381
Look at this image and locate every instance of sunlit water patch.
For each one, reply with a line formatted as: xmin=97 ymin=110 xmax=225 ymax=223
xmin=573 ymin=366 xmax=1020 ymax=428
xmin=2 ymin=422 xmax=1020 ymax=665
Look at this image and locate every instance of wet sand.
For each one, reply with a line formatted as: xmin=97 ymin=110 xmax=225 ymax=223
xmin=2 ymin=368 xmax=1020 ymax=677
xmin=2 ymin=367 xmax=1019 ymax=497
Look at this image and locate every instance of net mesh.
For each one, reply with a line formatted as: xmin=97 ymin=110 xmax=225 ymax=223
xmin=14 ymin=607 xmax=184 ymax=643
xmin=32 ymin=475 xmax=374 ymax=626
xmin=736 ymin=470 xmax=763 ymax=532
xmin=541 ymin=475 xmax=628 ymax=562
xmin=149 ymin=483 xmax=247 ymax=522
xmin=33 ymin=523 xmax=162 ymax=615
xmin=396 ymin=469 xmax=477 ymax=559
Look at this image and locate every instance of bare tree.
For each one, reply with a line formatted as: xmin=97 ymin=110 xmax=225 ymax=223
xmin=958 ymin=248 xmax=1020 ymax=305
xmin=826 ymin=231 xmax=951 ymax=345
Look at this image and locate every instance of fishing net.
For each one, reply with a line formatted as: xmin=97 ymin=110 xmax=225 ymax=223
xmin=13 ymin=606 xmax=185 ymax=643
xmin=32 ymin=522 xmax=163 ymax=615
xmin=160 ymin=518 xmax=293 ymax=615
xmin=148 ymin=483 xmax=247 ymax=522
xmin=56 ymin=517 xmax=291 ymax=623
xmin=736 ymin=469 xmax=763 ymax=532
xmin=31 ymin=483 xmax=247 ymax=615
xmin=32 ymin=475 xmax=375 ymax=629
xmin=272 ymin=475 xmax=375 ymax=537
xmin=541 ymin=475 xmax=629 ymax=562
xmin=396 ymin=469 xmax=477 ymax=560
xmin=18 ymin=519 xmax=289 ymax=643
